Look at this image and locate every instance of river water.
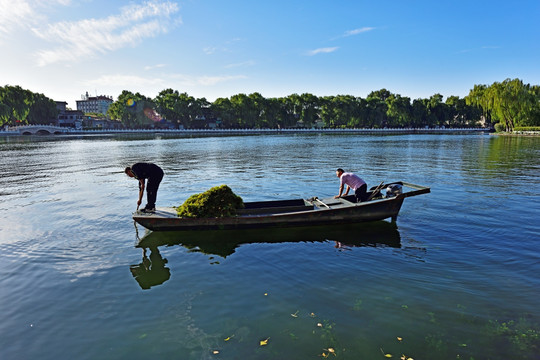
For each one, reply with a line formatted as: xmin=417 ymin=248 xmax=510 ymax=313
xmin=0 ymin=133 xmax=538 ymax=359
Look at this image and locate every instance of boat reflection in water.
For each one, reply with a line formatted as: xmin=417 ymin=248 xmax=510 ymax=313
xmin=131 ymin=221 xmax=401 ymax=289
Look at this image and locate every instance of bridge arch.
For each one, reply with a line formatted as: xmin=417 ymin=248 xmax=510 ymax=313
xmin=36 ymin=129 xmax=52 ymax=135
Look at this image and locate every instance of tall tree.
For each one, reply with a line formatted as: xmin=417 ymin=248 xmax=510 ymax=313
xmin=0 ymin=85 xmax=32 ymax=126
xmin=212 ymin=97 xmax=236 ymax=128
xmin=108 ymin=91 xmax=156 ymax=128
xmin=386 ymin=94 xmax=412 ymax=127
xmin=27 ymin=93 xmax=58 ymax=125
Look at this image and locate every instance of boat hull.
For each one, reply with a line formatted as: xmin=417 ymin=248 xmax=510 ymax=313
xmin=134 ymin=196 xmax=405 ymax=231
xmin=132 ymin=182 xmax=429 ymax=232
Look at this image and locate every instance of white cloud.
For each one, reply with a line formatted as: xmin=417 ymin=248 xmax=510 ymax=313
xmin=84 ymin=72 xmax=246 ymax=91
xmin=0 ymin=0 xmax=74 ymax=35
xmin=307 ymin=47 xmax=339 ymax=56
xmin=32 ymin=1 xmax=181 ymax=66
xmin=171 ymin=74 xmax=247 ymax=86
xmin=197 ymin=75 xmax=247 ymax=86
xmin=0 ymin=0 xmax=38 ymax=34
xmin=224 ymin=60 xmax=255 ymax=69
xmin=203 ymin=46 xmax=217 ymax=55
xmin=203 ymin=38 xmax=244 ymax=55
xmin=85 ymin=74 xmax=166 ymax=88
xmin=144 ymin=63 xmax=167 ymax=70
xmin=329 ymin=27 xmax=375 ymax=40
xmin=343 ymin=27 xmax=375 ymax=37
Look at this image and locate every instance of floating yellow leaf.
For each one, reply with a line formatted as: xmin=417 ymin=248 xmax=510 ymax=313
xmin=291 ymin=310 xmax=299 ymax=318
xmin=264 ymin=293 xmax=268 ymax=296
xmin=317 ymin=323 xmax=323 ymax=327
xmin=310 ymin=312 xmax=316 ymax=317
xmin=322 ymin=348 xmax=337 ymax=357
xmin=397 ymin=337 xmax=402 ymax=342
xmin=380 ymin=348 xmax=392 ymax=357
xmin=260 ymin=337 xmax=269 ymax=346
xmin=321 ymin=352 xmax=329 ymax=358
xmin=224 ymin=335 xmax=234 ymax=341
xmin=212 ymin=350 xmax=219 ymax=354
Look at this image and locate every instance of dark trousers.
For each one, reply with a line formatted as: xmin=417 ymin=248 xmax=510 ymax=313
xmin=355 ymin=183 xmax=368 ymax=203
xmin=146 ymin=170 xmax=164 ymax=209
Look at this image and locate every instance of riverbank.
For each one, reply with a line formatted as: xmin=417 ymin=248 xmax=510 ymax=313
xmin=497 ymin=130 xmax=540 ymax=136
xmin=0 ymin=126 xmax=491 ymax=136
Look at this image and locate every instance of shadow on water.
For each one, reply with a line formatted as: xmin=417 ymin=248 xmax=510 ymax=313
xmin=130 ymin=221 xmax=401 ymax=289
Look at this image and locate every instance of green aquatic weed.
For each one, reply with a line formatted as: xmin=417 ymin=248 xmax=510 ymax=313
xmin=487 ymin=318 xmax=540 ymax=353
xmin=353 ymin=298 xmax=363 ymax=311
xmin=176 ymin=185 xmax=244 ymax=218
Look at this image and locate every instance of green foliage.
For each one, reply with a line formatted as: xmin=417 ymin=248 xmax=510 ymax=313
xmin=107 ymin=90 xmax=156 ymax=128
xmin=176 ymin=185 xmax=244 ymax=218
xmin=487 ymin=318 xmax=540 ymax=353
xmin=514 ymin=126 xmax=540 ymax=132
xmin=0 ymin=85 xmax=57 ymax=127
xmin=466 ymin=78 xmax=540 ymax=131
xmin=3 ymin=78 xmax=538 ymax=130
xmin=153 ymin=88 xmax=209 ymax=128
xmin=494 ymin=123 xmax=507 ymax=132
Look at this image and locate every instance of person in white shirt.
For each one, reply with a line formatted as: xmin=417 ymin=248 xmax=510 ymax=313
xmin=334 ymin=168 xmax=368 ymax=202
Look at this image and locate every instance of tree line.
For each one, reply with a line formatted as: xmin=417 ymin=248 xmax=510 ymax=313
xmin=104 ymin=78 xmax=540 ymax=130
xmin=108 ymin=88 xmax=484 ymax=130
xmin=2 ymin=79 xmax=539 ymax=131
xmin=0 ymin=85 xmax=58 ymax=127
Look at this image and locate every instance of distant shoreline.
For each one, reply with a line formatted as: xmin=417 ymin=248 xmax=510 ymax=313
xmin=0 ymin=127 xmax=492 ymax=137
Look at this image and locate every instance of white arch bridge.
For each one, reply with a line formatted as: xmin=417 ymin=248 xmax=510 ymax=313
xmin=12 ymin=125 xmax=71 ymax=135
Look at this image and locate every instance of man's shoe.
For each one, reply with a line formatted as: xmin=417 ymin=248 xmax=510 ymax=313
xmin=140 ymin=207 xmax=156 ymax=213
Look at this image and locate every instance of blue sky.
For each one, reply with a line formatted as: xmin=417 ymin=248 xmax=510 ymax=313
xmin=1 ymin=0 xmax=539 ymax=108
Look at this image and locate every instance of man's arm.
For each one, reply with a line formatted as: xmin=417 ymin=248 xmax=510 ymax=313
xmin=138 ymin=179 xmax=145 ymax=207
xmin=335 ymin=184 xmax=345 ymax=198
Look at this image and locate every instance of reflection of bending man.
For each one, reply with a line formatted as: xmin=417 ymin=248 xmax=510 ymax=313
xmin=130 ymin=246 xmax=170 ymax=290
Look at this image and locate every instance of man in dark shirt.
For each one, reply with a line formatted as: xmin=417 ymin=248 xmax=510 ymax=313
xmin=125 ymin=163 xmax=164 ymax=212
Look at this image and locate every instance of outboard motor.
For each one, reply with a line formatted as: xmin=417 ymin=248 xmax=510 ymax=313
xmin=385 ymin=184 xmax=403 ymax=198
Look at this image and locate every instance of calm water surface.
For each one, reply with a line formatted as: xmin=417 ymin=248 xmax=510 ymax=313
xmin=0 ymin=133 xmax=539 ymax=359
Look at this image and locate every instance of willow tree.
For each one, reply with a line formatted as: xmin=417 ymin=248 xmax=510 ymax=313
xmin=466 ymin=79 xmax=537 ymax=131
xmin=489 ymin=79 xmax=536 ymax=131
xmin=466 ymin=84 xmax=492 ymax=125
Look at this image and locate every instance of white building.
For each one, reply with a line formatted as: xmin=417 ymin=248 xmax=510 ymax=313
xmin=76 ymin=92 xmax=114 ymax=115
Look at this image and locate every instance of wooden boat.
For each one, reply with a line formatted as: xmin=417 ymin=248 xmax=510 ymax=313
xmin=132 ymin=182 xmax=430 ymax=231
